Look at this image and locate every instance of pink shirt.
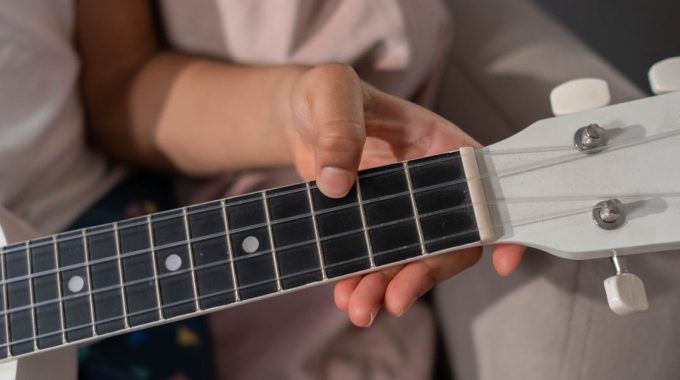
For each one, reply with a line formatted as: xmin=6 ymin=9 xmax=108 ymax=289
xmin=160 ymin=0 xmax=452 ymax=105
xmin=160 ymin=1 xmax=452 ymax=379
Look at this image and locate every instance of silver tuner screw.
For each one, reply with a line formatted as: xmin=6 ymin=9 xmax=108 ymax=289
xmin=574 ymin=123 xmax=606 ymax=152
xmin=604 ymin=253 xmax=649 ymax=316
xmin=593 ymin=199 xmax=625 ymax=230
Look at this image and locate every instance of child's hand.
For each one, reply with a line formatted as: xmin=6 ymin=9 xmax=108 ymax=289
xmin=283 ymin=64 xmax=525 ymax=327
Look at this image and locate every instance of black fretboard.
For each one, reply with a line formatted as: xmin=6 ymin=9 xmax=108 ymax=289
xmin=0 ymin=151 xmax=480 ymax=360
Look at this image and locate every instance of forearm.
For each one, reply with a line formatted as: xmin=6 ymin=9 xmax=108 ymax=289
xmin=85 ymin=51 xmax=305 ymax=175
xmin=128 ymin=54 xmax=303 ymax=175
xmin=77 ymin=0 xmax=302 ymax=176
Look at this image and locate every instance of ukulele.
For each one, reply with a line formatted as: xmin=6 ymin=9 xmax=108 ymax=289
xmin=0 ymin=82 xmax=679 ymax=379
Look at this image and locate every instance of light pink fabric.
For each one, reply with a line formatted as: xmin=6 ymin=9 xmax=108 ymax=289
xmin=208 ymin=281 xmax=435 ymax=380
xmin=160 ymin=0 xmax=452 ymax=106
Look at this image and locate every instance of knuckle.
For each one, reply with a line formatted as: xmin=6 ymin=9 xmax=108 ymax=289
xmin=317 ymin=124 xmax=366 ymax=153
xmin=308 ymin=63 xmax=359 ymax=83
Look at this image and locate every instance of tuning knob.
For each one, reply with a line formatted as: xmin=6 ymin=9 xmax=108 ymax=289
xmin=603 ymin=255 xmax=649 ymax=316
xmin=649 ymin=57 xmax=680 ymax=94
xmin=550 ymin=78 xmax=611 ymax=116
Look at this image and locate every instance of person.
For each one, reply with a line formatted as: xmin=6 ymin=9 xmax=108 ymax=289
xmin=2 ymin=0 xmax=522 ymax=378
xmin=77 ymin=0 xmax=526 ymax=331
xmin=7 ymin=1 xmax=679 ymax=380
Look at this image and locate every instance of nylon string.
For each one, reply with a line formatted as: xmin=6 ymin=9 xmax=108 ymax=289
xmin=0 ymin=126 xmax=678 ymax=344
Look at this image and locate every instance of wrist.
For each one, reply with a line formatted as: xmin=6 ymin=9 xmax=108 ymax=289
xmin=269 ymin=65 xmax=309 ymax=165
xmin=152 ymin=61 xmax=311 ymax=176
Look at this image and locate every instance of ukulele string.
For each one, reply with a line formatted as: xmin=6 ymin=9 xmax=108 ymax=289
xmin=0 ymin=226 xmax=485 ymax=349
xmin=3 ymin=184 xmax=680 ymax=347
xmin=479 ymin=126 xmax=680 ymax=157
xmin=492 ymin=192 xmax=680 ymax=203
xmin=15 ymin=123 xmax=680 ymax=254
xmin=2 ymin=194 xmax=651 ymax=350
xmin=479 ymin=127 xmax=680 ymax=180
xmin=0 ymin=178 xmax=471 ymax=287
xmin=0 ymin=199 xmax=617 ymax=349
xmin=0 ymin=195 xmax=655 ymax=328
xmin=6 ymin=182 xmax=680 ymax=293
xmin=0 ymin=203 xmax=482 ymax=317
xmin=1 ymin=127 xmax=678 ymax=295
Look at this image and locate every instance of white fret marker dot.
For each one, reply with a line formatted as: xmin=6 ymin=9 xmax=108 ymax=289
xmin=68 ymin=276 xmax=84 ymax=293
xmin=165 ymin=254 xmax=182 ymax=272
xmin=242 ymin=236 xmax=259 ymax=253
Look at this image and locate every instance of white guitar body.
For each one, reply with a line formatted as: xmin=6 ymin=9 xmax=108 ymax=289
xmin=0 ymin=209 xmax=76 ymax=380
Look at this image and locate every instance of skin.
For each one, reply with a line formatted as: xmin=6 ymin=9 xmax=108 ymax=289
xmin=76 ymin=0 xmax=525 ymax=328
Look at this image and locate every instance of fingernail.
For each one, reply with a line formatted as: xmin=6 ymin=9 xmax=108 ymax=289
xmin=365 ymin=308 xmax=379 ymax=327
xmin=396 ymin=298 xmax=417 ymax=317
xmin=318 ymin=167 xmax=354 ymax=198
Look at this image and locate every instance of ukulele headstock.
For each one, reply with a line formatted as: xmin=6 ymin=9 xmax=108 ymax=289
xmin=471 ymin=55 xmax=680 ymax=316
xmin=477 ymin=89 xmax=680 ymax=263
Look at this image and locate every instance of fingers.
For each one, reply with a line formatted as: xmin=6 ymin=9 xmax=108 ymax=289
xmin=383 ymin=261 xmax=434 ymax=316
xmin=335 ymin=248 xmax=482 ymax=327
xmin=300 ymin=64 xmax=367 ymax=198
xmin=346 ymin=272 xmax=389 ymax=327
xmin=492 ymin=244 xmax=526 ymax=276
xmin=344 ymin=266 xmax=401 ymax=327
xmin=385 ymin=247 xmax=482 ymax=316
xmin=334 ymin=276 xmax=361 ymax=311
xmin=333 ymin=245 xmax=526 ymax=327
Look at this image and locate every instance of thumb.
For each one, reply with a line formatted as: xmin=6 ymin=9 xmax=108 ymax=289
xmin=302 ymin=64 xmax=366 ymax=198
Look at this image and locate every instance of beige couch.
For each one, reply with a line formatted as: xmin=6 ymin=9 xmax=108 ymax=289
xmin=434 ymin=1 xmax=680 ymax=379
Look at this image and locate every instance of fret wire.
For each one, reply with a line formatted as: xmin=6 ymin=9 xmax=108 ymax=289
xmin=354 ymin=177 xmax=375 ymax=268
xmin=0 ymin=222 xmax=480 ymax=350
xmin=181 ymin=208 xmax=201 ymax=311
xmin=81 ymin=230 xmax=97 ymax=337
xmin=18 ymin=138 xmax=649 ymax=285
xmin=0 ymin=177 xmax=469 ymax=292
xmin=220 ymin=200 xmax=240 ymax=302
xmin=403 ymin=161 xmax=426 ymax=255
xmin=42 ymin=157 xmax=467 ymax=244
xmin=17 ymin=202 xmax=472 ymax=314
xmin=25 ymin=241 xmax=38 ymax=350
xmin=0 ymin=160 xmax=484 ymax=300
xmin=0 ymin=219 xmax=482 ymax=327
xmin=261 ymin=192 xmax=282 ymax=292
xmin=212 ymin=178 xmax=464 ymax=234
xmin=146 ymin=215 xmax=164 ymax=320
xmin=0 ymin=223 xmax=468 ymax=349
xmin=1 ymin=197 xmax=474 ymax=297
xmin=305 ymin=182 xmax=327 ymax=280
xmin=112 ymin=223 xmax=130 ymax=329
xmin=0 ymin=247 xmax=11 ymax=356
xmin=51 ymin=235 xmax=67 ymax=344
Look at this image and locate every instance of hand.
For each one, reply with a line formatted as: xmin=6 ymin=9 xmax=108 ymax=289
xmin=283 ymin=64 xmax=525 ymax=327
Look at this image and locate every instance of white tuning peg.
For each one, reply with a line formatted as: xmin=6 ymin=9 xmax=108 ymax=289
xmin=603 ymin=255 xmax=649 ymax=316
xmin=550 ymin=78 xmax=611 ymax=116
xmin=649 ymin=57 xmax=680 ymax=95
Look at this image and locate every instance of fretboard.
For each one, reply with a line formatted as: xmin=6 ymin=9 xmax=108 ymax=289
xmin=0 ymin=151 xmax=481 ymax=360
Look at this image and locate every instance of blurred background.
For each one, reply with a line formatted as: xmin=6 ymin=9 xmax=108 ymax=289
xmin=535 ymin=0 xmax=680 ymax=93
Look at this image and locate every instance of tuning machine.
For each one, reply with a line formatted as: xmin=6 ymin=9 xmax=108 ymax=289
xmin=550 ymin=78 xmax=611 ymax=116
xmin=592 ymin=200 xmax=648 ymax=315
xmin=604 ymin=254 xmax=649 ymax=316
xmin=649 ymin=56 xmax=680 ymax=94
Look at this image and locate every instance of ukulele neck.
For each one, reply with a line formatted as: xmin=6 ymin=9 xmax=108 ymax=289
xmin=0 ymin=148 xmax=489 ymax=361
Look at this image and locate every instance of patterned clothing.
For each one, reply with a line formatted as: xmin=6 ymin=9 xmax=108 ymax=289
xmin=73 ymin=173 xmax=215 ymax=380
